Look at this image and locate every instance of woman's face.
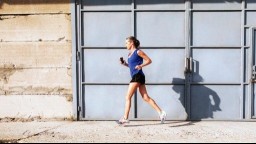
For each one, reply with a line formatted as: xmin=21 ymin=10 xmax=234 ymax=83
xmin=125 ymin=39 xmax=133 ymax=50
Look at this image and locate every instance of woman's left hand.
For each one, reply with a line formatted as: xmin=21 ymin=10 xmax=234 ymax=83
xmin=135 ymin=65 xmax=142 ymax=70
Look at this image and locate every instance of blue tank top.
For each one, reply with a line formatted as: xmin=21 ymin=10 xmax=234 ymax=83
xmin=128 ymin=49 xmax=145 ymax=77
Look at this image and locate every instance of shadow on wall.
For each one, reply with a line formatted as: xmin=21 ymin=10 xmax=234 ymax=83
xmin=172 ymin=60 xmax=222 ymax=120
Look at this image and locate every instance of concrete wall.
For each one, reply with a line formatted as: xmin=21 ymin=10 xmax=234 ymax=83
xmin=0 ymin=0 xmax=73 ymax=120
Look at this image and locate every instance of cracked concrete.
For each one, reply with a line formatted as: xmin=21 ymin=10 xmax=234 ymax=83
xmin=56 ymin=37 xmax=66 ymax=42
xmin=0 ymin=14 xmax=71 ymax=42
xmin=0 ymin=1 xmax=73 ymax=120
xmin=0 ymin=16 xmax=17 ymax=21
xmin=0 ymin=69 xmax=17 ymax=84
xmin=0 ymin=139 xmax=18 ymax=143
xmin=0 ymin=86 xmax=72 ymax=95
xmin=0 ymin=64 xmax=22 ymax=84
xmin=0 ymin=42 xmax=72 ymax=68
xmin=0 ymin=121 xmax=68 ymax=143
xmin=0 ymin=0 xmax=71 ymax=14
xmin=1 ymin=121 xmax=256 ymax=143
xmin=0 ymin=95 xmax=73 ymax=119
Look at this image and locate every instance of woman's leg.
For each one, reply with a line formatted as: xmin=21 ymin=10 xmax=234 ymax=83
xmin=139 ymin=85 xmax=167 ymax=123
xmin=139 ymin=84 xmax=162 ymax=113
xmin=123 ymin=82 xmax=140 ymax=119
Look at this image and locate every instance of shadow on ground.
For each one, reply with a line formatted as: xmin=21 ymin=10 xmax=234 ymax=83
xmin=124 ymin=121 xmax=201 ymax=128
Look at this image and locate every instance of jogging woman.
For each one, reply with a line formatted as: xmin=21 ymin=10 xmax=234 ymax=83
xmin=118 ymin=36 xmax=167 ymax=124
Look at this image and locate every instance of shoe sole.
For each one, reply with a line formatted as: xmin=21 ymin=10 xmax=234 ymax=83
xmin=115 ymin=120 xmax=129 ymax=126
xmin=161 ymin=114 xmax=167 ymax=124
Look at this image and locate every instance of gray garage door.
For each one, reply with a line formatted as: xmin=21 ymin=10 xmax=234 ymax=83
xmin=75 ymin=0 xmax=256 ymax=120
xmin=253 ymin=28 xmax=256 ymax=119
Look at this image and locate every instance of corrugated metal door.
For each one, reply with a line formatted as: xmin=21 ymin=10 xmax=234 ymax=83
xmin=76 ymin=0 xmax=188 ymax=120
xmin=75 ymin=0 xmax=256 ymax=120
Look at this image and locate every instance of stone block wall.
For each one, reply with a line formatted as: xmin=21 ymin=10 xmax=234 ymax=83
xmin=0 ymin=0 xmax=73 ymax=120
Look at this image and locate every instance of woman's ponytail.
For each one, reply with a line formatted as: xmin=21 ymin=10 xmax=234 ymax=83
xmin=135 ymin=39 xmax=140 ymax=48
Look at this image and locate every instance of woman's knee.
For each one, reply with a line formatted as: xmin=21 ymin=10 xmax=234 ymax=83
xmin=142 ymin=95 xmax=150 ymax=102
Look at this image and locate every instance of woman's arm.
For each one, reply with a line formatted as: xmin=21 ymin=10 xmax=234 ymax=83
xmin=120 ymin=57 xmax=129 ymax=67
xmin=136 ymin=50 xmax=152 ymax=70
xmin=121 ymin=61 xmax=129 ymax=67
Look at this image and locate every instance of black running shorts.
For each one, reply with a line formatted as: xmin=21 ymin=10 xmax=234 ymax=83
xmin=130 ymin=73 xmax=145 ymax=85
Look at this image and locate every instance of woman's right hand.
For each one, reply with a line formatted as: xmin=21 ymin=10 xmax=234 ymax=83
xmin=120 ymin=59 xmax=128 ymax=67
xmin=120 ymin=57 xmax=125 ymax=64
xmin=121 ymin=61 xmax=127 ymax=66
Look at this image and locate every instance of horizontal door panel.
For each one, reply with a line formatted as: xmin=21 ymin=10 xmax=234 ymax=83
xmin=191 ymin=85 xmax=241 ymax=120
xmin=136 ymin=12 xmax=185 ymax=47
xmin=136 ymin=0 xmax=185 ymax=10
xmin=83 ymin=49 xmax=186 ymax=84
xmin=192 ymin=0 xmax=241 ymax=10
xmin=82 ymin=49 xmax=130 ymax=83
xmin=192 ymin=49 xmax=241 ymax=83
xmin=82 ymin=0 xmax=131 ymax=10
xmin=82 ymin=12 xmax=131 ymax=47
xmin=83 ymin=85 xmax=134 ymax=120
xmin=137 ymin=85 xmax=187 ymax=120
xmin=142 ymin=49 xmax=185 ymax=84
xmin=192 ymin=12 xmax=241 ymax=46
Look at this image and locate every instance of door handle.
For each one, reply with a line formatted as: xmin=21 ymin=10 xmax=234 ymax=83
xmin=251 ymin=65 xmax=256 ymax=83
xmin=189 ymin=57 xmax=193 ymax=73
xmin=185 ymin=57 xmax=189 ymax=74
xmin=185 ymin=57 xmax=193 ymax=74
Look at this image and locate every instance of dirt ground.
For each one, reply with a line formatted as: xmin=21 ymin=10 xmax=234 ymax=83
xmin=0 ymin=120 xmax=256 ymax=143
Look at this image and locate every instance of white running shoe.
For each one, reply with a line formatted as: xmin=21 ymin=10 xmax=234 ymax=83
xmin=159 ymin=111 xmax=167 ymax=124
xmin=116 ymin=117 xmax=130 ymax=125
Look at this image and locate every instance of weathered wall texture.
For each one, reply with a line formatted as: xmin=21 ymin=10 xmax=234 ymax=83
xmin=0 ymin=0 xmax=73 ymax=120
